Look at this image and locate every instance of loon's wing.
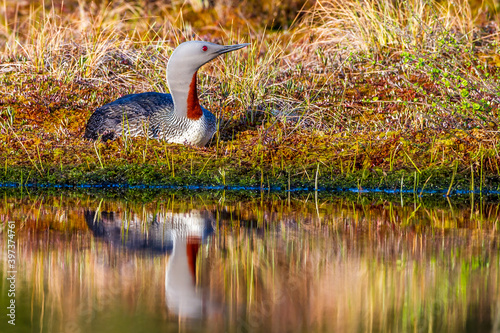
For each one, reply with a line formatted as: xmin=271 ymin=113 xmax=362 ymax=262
xmin=84 ymin=92 xmax=174 ymax=140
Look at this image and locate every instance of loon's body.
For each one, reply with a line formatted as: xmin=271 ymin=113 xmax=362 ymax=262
xmin=84 ymin=41 xmax=248 ymax=146
xmin=84 ymin=92 xmax=216 ymax=146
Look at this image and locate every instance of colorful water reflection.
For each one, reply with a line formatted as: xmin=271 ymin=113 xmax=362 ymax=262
xmin=0 ymin=191 xmax=499 ymax=332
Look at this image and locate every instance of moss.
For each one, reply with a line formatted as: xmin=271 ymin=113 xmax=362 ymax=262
xmin=1 ymin=161 xmax=498 ymax=194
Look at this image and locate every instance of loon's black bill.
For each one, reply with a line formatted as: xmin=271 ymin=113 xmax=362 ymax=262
xmin=217 ymin=43 xmax=250 ymax=55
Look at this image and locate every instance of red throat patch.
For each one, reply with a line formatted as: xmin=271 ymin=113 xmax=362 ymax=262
xmin=187 ymin=71 xmax=203 ymax=120
xmin=186 ymin=237 xmax=201 ymax=282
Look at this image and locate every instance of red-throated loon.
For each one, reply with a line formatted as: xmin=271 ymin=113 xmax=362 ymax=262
xmin=84 ymin=41 xmax=249 ymax=146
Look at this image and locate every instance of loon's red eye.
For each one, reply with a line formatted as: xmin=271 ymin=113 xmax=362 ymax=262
xmin=202 ymin=45 xmax=208 ymax=52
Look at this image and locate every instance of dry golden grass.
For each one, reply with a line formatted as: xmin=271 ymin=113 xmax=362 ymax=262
xmin=303 ymin=0 xmax=476 ymax=53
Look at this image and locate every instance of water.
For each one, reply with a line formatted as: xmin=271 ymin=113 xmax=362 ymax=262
xmin=1 ymin=190 xmax=499 ymax=332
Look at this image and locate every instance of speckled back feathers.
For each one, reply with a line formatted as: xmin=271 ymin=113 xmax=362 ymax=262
xmin=84 ymin=92 xmax=216 ymax=146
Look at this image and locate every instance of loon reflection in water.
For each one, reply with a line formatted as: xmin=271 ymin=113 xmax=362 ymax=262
xmin=85 ymin=209 xmax=215 ymax=319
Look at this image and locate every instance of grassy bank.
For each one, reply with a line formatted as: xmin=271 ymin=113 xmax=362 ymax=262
xmin=1 ymin=0 xmax=499 ymax=192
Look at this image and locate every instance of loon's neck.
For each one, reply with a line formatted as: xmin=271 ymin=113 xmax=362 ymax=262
xmin=165 ymin=237 xmax=202 ymax=317
xmin=167 ymin=65 xmax=203 ymax=120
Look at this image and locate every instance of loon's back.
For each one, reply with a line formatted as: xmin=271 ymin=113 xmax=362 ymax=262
xmin=84 ymin=92 xmax=175 ymax=141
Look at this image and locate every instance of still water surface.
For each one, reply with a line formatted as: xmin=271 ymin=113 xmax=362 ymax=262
xmin=1 ymin=190 xmax=499 ymax=332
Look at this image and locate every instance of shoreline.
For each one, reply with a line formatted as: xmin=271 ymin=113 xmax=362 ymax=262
xmin=1 ymin=1 xmax=499 ymax=198
xmin=2 ymin=165 xmax=500 ymax=195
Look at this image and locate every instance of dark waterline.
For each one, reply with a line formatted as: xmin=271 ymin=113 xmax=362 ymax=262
xmin=1 ymin=181 xmax=500 ymax=195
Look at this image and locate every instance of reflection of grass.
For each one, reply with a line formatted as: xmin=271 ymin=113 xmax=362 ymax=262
xmin=3 ymin=193 xmax=499 ymax=331
xmin=0 ymin=0 xmax=499 ymax=190
xmin=209 ymin=199 xmax=500 ymax=332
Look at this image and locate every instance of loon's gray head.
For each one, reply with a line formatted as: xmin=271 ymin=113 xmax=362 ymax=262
xmin=166 ymin=41 xmax=249 ymax=120
xmin=167 ymin=41 xmax=250 ymax=73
